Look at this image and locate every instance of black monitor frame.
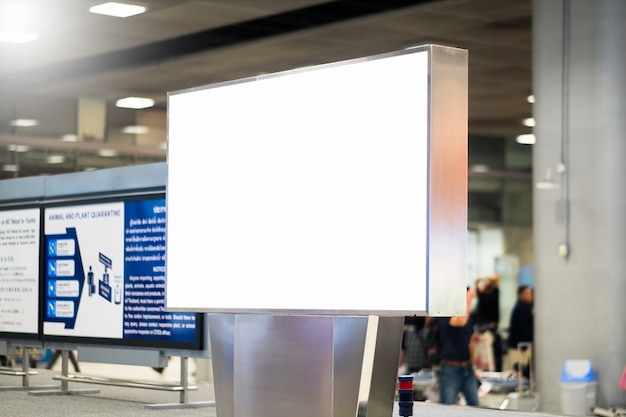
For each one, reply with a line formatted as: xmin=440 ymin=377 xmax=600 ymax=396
xmin=40 ymin=190 xmax=203 ymax=351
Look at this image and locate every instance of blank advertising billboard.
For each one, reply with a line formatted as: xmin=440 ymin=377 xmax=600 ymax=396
xmin=0 ymin=207 xmax=41 ymax=338
xmin=43 ymin=194 xmax=203 ymax=349
xmin=166 ymin=45 xmax=468 ymax=315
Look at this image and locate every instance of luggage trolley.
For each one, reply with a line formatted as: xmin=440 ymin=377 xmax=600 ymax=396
xmin=498 ymin=342 xmax=539 ymax=412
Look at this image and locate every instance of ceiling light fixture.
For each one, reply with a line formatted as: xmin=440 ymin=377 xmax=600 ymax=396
xmin=527 ymin=94 xmax=535 ymax=104
xmin=98 ymin=149 xmax=119 ymax=157
xmin=6 ymin=144 xmax=30 ymax=152
xmin=0 ymin=31 xmax=38 ymax=43
xmin=522 ymin=117 xmax=536 ymax=127
xmin=121 ymin=125 xmax=149 ymax=134
xmin=115 ymin=96 xmax=154 ymax=109
xmin=10 ymin=118 xmax=39 ymax=127
xmin=2 ymin=164 xmax=19 ymax=172
xmin=61 ymin=134 xmax=78 ymax=142
xmin=516 ymin=134 xmax=536 ymax=145
xmin=89 ymin=2 xmax=146 ymax=18
xmin=47 ymin=155 xmax=66 ymax=164
xmin=469 ymin=164 xmax=490 ymax=173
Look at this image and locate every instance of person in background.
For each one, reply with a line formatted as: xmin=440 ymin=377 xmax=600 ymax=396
xmin=437 ymin=288 xmax=480 ymax=406
xmin=472 ymin=274 xmax=503 ymax=371
xmin=399 ymin=316 xmax=441 ymax=375
xmin=507 ymin=285 xmax=534 ymax=350
xmin=399 ymin=316 xmax=426 ymax=374
xmin=473 ymin=274 xmax=500 ymax=326
xmin=507 ymin=285 xmax=534 ymax=377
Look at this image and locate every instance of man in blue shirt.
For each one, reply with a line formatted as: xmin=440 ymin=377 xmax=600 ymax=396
xmin=437 ymin=288 xmax=479 ymax=406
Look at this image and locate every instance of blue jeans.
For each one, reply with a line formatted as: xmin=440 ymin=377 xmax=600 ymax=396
xmin=438 ymin=364 xmax=479 ymax=406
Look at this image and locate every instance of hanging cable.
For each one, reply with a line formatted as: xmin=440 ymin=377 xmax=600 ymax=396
xmin=559 ymin=0 xmax=571 ymax=259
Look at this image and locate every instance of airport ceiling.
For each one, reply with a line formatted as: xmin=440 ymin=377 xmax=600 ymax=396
xmin=0 ymin=0 xmax=533 ymax=178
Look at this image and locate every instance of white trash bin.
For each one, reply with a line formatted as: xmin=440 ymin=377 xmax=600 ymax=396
xmin=560 ymin=360 xmax=597 ymax=416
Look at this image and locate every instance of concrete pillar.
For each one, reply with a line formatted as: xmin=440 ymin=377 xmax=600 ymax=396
xmin=533 ymin=0 xmax=626 ymax=411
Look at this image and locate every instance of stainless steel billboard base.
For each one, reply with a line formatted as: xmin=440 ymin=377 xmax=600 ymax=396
xmin=208 ymin=314 xmax=404 ymax=417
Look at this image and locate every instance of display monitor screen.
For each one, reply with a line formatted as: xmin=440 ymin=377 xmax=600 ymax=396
xmin=43 ymin=194 xmax=203 ymax=349
xmin=0 ymin=206 xmax=41 ymax=338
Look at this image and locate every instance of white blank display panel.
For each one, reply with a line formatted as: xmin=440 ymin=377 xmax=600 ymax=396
xmin=166 ymin=47 xmax=467 ymax=315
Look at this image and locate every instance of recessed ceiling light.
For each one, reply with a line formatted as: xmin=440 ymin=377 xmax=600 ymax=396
xmin=522 ymin=117 xmax=536 ymax=127
xmin=527 ymin=94 xmax=535 ymax=104
xmin=61 ymin=134 xmax=78 ymax=142
xmin=89 ymin=2 xmax=146 ymax=18
xmin=47 ymin=155 xmax=66 ymax=164
xmin=10 ymin=118 xmax=39 ymax=127
xmin=6 ymin=144 xmax=30 ymax=152
xmin=2 ymin=164 xmax=19 ymax=172
xmin=516 ymin=134 xmax=536 ymax=145
xmin=115 ymin=96 xmax=154 ymax=109
xmin=98 ymin=149 xmax=119 ymax=157
xmin=122 ymin=125 xmax=149 ymax=134
xmin=0 ymin=31 xmax=38 ymax=43
xmin=469 ymin=164 xmax=490 ymax=173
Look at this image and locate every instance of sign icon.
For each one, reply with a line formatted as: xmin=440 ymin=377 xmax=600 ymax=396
xmin=48 ymin=240 xmax=57 ymax=256
xmin=47 ymin=302 xmax=56 ymax=318
xmin=48 ymin=260 xmax=57 ymax=277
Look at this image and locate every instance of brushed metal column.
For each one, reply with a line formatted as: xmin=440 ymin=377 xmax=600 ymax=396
xmin=207 ymin=314 xmax=236 ymax=417
xmin=359 ymin=317 xmax=405 ymax=417
xmin=208 ymin=314 xmax=401 ymax=417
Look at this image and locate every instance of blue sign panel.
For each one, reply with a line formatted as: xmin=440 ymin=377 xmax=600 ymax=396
xmin=42 ymin=196 xmax=200 ymax=349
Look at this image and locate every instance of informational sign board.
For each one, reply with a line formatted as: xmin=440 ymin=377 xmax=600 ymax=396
xmin=166 ymin=45 xmax=468 ymax=316
xmin=43 ymin=194 xmax=202 ymax=349
xmin=0 ymin=207 xmax=41 ymax=337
